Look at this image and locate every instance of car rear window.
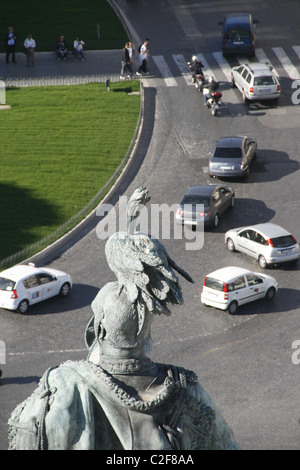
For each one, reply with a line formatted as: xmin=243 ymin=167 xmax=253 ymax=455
xmin=226 ymin=27 xmax=251 ymax=39
xmin=214 ymin=147 xmax=242 ymax=158
xmin=271 ymin=235 xmax=297 ymax=248
xmin=205 ymin=277 xmax=225 ymax=292
xmin=182 ymin=195 xmax=210 ymax=207
xmin=254 ymin=76 xmax=276 ymax=86
xmin=0 ymin=277 xmax=15 ymax=291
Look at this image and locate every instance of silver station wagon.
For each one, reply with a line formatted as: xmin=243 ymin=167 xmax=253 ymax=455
xmin=231 ymin=62 xmax=281 ymax=102
xmin=225 ymin=223 xmax=300 ymax=268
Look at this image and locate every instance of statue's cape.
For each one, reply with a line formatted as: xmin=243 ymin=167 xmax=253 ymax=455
xmin=8 ymin=361 xmax=239 ymax=450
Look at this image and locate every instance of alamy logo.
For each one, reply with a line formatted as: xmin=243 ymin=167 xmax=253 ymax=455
xmin=291 ymin=80 xmax=300 ymax=104
xmin=96 ymin=196 xmax=204 ymax=251
xmin=0 ymin=340 xmax=6 ymax=365
xmin=291 ymin=340 xmax=300 ymax=365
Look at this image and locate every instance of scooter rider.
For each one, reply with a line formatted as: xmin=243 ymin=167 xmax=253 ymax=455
xmin=203 ymin=76 xmax=219 ymax=104
xmin=188 ymin=55 xmax=204 ymax=83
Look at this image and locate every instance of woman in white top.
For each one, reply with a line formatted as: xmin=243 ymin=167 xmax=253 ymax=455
xmin=74 ymin=37 xmax=85 ymax=61
xmin=24 ymin=34 xmax=36 ymax=66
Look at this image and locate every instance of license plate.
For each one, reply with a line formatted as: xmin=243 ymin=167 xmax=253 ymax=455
xmin=259 ymin=88 xmax=271 ymax=93
xmin=233 ymin=42 xmax=243 ymax=45
xmin=281 ymin=249 xmax=292 ymax=254
xmin=220 ymin=166 xmax=233 ymax=170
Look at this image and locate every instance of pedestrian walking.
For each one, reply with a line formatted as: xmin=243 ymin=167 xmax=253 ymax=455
xmin=4 ymin=26 xmax=17 ymax=64
xmin=24 ymin=34 xmax=36 ymax=66
xmin=120 ymin=42 xmax=133 ymax=79
xmin=136 ymin=38 xmax=150 ymax=75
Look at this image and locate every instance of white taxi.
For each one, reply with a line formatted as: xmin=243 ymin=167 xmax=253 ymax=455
xmin=201 ymin=266 xmax=278 ymax=314
xmin=0 ymin=263 xmax=72 ymax=313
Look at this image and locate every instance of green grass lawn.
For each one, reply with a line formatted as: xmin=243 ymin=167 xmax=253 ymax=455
xmin=1 ymin=0 xmax=128 ymax=51
xmin=0 ymin=81 xmax=141 ymax=262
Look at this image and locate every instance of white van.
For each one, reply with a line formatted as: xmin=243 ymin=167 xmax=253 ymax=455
xmin=201 ymin=266 xmax=278 ymax=314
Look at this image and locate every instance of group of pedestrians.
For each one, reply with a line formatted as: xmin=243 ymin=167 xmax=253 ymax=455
xmin=3 ymin=26 xmax=86 ymax=66
xmin=120 ymin=38 xmax=150 ymax=79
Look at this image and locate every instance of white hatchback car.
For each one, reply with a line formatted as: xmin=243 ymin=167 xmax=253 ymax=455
xmin=201 ymin=266 xmax=278 ymax=314
xmin=225 ymin=223 xmax=300 ymax=268
xmin=0 ymin=264 xmax=72 ymax=313
xmin=231 ymin=62 xmax=281 ymax=102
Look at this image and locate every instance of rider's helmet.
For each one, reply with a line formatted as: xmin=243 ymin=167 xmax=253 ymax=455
xmin=208 ymin=76 xmax=214 ymax=83
xmin=192 ymin=55 xmax=198 ymax=62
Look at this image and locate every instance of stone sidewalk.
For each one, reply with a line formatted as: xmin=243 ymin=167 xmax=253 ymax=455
xmin=0 ymin=50 xmax=126 ymax=84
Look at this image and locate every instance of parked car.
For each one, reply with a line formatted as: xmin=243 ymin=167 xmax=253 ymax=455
xmin=219 ymin=13 xmax=259 ymax=57
xmin=231 ymin=62 xmax=281 ymax=102
xmin=209 ymin=136 xmax=257 ymax=179
xmin=0 ymin=264 xmax=72 ymax=313
xmin=175 ymin=184 xmax=234 ymax=228
xmin=201 ymin=266 xmax=278 ymax=314
xmin=225 ymin=223 xmax=300 ymax=268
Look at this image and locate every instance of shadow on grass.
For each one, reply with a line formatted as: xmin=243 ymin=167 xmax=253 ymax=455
xmin=0 ymin=182 xmax=61 ymax=260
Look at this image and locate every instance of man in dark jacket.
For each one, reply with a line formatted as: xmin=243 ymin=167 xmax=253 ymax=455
xmin=120 ymin=42 xmax=133 ymax=79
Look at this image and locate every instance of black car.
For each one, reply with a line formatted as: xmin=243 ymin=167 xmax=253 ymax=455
xmin=209 ymin=136 xmax=257 ymax=178
xmin=175 ymin=184 xmax=235 ymax=228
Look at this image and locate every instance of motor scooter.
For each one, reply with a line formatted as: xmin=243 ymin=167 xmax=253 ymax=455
xmin=187 ymin=60 xmax=206 ymax=92
xmin=203 ymin=81 xmax=223 ymax=115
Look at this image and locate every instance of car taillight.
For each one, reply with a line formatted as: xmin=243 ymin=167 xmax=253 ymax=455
xmin=202 ymin=276 xmax=207 ymax=292
xmin=11 ymin=290 xmax=18 ymax=299
xmin=291 ymin=235 xmax=298 ymax=244
xmin=249 ymin=87 xmax=254 ymax=93
xmin=176 ymin=209 xmax=184 ymax=216
xmin=224 ymin=283 xmax=228 ymax=300
xmin=199 ymin=211 xmax=209 ymax=217
xmin=277 ymin=84 xmax=280 ymax=92
xmin=267 ymin=238 xmax=274 ymax=247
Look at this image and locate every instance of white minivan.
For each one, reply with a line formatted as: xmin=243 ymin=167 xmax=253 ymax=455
xmin=201 ymin=266 xmax=278 ymax=314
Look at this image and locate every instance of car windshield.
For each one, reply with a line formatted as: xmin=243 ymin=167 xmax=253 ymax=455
xmin=226 ymin=27 xmax=250 ymax=39
xmin=182 ymin=195 xmax=210 ymax=207
xmin=254 ymin=76 xmax=276 ymax=86
xmin=205 ymin=277 xmax=225 ymax=292
xmin=271 ymin=235 xmax=297 ymax=248
xmin=214 ymin=147 xmax=242 ymax=158
xmin=0 ymin=277 xmax=15 ymax=291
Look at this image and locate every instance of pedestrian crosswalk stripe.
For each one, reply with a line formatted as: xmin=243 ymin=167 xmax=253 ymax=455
xmin=292 ymin=45 xmax=300 ymax=60
xmin=255 ymin=48 xmax=279 ymax=77
xmin=212 ymin=51 xmax=232 ymax=82
xmin=172 ymin=54 xmax=192 ymax=85
xmin=196 ymin=53 xmax=217 ymax=81
xmin=152 ymin=55 xmax=178 ymax=86
xmin=273 ymin=47 xmax=300 ymax=80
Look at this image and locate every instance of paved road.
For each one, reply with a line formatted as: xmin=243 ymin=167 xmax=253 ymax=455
xmin=1 ymin=0 xmax=300 ymax=451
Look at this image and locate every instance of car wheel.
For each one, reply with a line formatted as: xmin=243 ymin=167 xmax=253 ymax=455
xmin=230 ymin=195 xmax=235 ymax=208
xmin=227 ymin=237 xmax=235 ymax=252
xmin=60 ymin=282 xmax=71 ymax=297
xmin=228 ymin=301 xmax=238 ymax=315
xmin=259 ymin=255 xmax=268 ymax=269
xmin=231 ymin=75 xmax=236 ymax=87
xmin=265 ymin=287 xmax=276 ymax=301
xmin=18 ymin=299 xmax=29 ymax=314
xmin=242 ymin=89 xmax=248 ymax=103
